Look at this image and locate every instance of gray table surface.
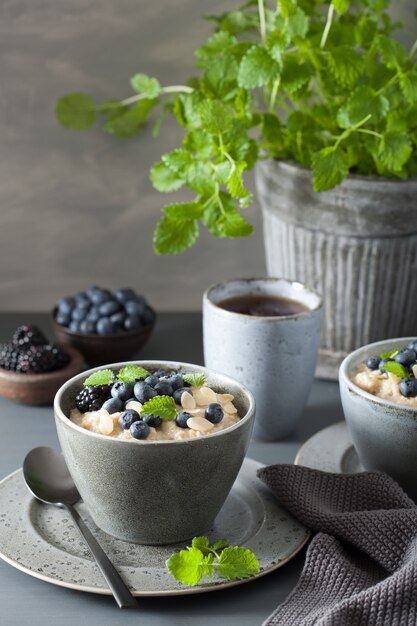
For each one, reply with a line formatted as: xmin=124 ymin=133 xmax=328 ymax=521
xmin=0 ymin=312 xmax=344 ymax=626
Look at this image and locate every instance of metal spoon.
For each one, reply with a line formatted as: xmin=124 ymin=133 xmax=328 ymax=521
xmin=23 ymin=446 xmax=137 ymax=608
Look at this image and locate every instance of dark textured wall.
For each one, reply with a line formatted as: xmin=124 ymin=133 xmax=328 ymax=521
xmin=0 ymin=0 xmax=265 ymax=311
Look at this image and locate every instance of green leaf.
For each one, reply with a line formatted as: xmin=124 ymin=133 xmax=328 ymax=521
xmin=280 ymin=0 xmax=297 ymax=17
xmin=56 ymin=93 xmax=96 ymax=130
xmin=183 ymin=130 xmax=213 ymax=159
xmin=238 ymin=45 xmax=280 ymax=89
xmin=153 ymin=215 xmax=199 ymax=255
xmin=217 ymin=546 xmax=260 ymax=580
xmin=166 ymin=547 xmax=205 ymax=586
xmin=130 ymin=73 xmax=161 ymax=99
xmin=287 ymin=9 xmax=309 ymax=40
xmin=376 ymin=35 xmax=407 ymax=69
xmin=381 ymin=361 xmax=411 ymax=379
xmin=104 ymin=98 xmax=157 ymax=138
xmin=83 ymin=369 xmax=114 ymax=387
xmin=191 ymin=536 xmax=210 ymax=553
xmin=162 ymin=149 xmax=193 ymax=174
xmin=212 ymin=539 xmax=229 ymax=552
xmin=150 ymin=161 xmax=184 ymax=192
xmin=281 ymin=57 xmax=311 ymax=94
xmin=141 ymin=395 xmax=177 ymax=421
xmin=163 ymin=202 xmax=204 ymax=220
xmin=379 ymin=349 xmax=399 ymax=359
xmin=199 ymin=100 xmax=233 ymax=135
xmin=266 ymin=31 xmax=290 ymax=64
xmin=261 ymin=113 xmax=284 ymax=147
xmin=227 ymin=161 xmax=249 ymax=199
xmin=117 ymin=365 xmax=150 ymax=383
xmin=399 ymin=71 xmax=417 ymax=105
xmin=332 ymin=0 xmax=350 ymax=15
xmin=327 ymin=47 xmax=364 ymax=89
xmin=196 ymin=32 xmax=237 ymax=66
xmin=183 ymin=373 xmax=206 ymax=387
xmin=201 ymin=554 xmax=214 ymax=578
xmin=204 ymin=194 xmax=253 ymax=238
xmin=378 ymin=132 xmax=412 ymax=172
xmin=336 ymin=86 xmax=389 ymax=129
xmin=312 ymin=146 xmax=349 ymax=192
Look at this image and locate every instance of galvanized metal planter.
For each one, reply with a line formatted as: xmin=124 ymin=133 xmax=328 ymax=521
xmin=255 ymin=159 xmax=417 ymax=379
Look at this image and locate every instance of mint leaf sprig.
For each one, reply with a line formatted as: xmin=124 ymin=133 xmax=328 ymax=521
xmin=380 ymin=360 xmax=412 ymax=379
xmin=83 ymin=369 xmax=115 ymax=387
xmin=83 ymin=365 xmax=150 ymax=387
xmin=166 ymin=536 xmax=260 ymax=586
xmin=183 ymin=373 xmax=206 ymax=387
xmin=141 ymin=395 xmax=177 ymax=421
xmin=117 ymin=365 xmax=150 ymax=383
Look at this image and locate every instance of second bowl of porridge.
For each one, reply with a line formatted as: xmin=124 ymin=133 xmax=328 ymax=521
xmin=54 ymin=360 xmax=255 ymax=544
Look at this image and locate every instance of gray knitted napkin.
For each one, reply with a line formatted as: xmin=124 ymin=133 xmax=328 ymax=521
xmin=257 ymin=464 xmax=417 ymax=626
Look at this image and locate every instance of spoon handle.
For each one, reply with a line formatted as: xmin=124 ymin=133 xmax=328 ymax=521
xmin=66 ymin=504 xmax=137 ymax=608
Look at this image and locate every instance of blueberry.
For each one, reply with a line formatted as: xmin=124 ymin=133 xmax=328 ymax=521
xmin=124 ymin=315 xmax=143 ymax=331
xmin=71 ymin=307 xmax=89 ymax=322
xmin=102 ymin=397 xmax=123 ymax=414
xmin=125 ymin=300 xmax=146 ymax=316
xmin=379 ymin=357 xmax=394 ymax=372
xmin=176 ymin=411 xmax=192 ymax=428
xmin=142 ymin=414 xmax=162 ymax=428
xmin=173 ymin=387 xmax=193 ymax=404
xmin=365 ymin=356 xmax=380 ymax=370
xmin=96 ymin=317 xmax=116 ymax=335
xmin=99 ymin=300 xmax=121 ymax=317
xmin=118 ymin=409 xmax=140 ymax=430
xmin=205 ymin=403 xmax=224 ymax=424
xmin=86 ymin=306 xmax=100 ymax=322
xmin=134 ymin=381 xmax=158 ymax=403
xmin=154 ymin=381 xmax=174 ymax=396
xmin=395 ymin=349 xmax=417 ymax=367
xmin=153 ymin=370 xmax=167 ymax=378
xmin=79 ymin=320 xmax=96 ymax=334
xmin=164 ymin=374 xmax=184 ymax=391
xmin=110 ymin=312 xmax=126 ymax=327
xmin=88 ymin=288 xmax=112 ymax=305
xmin=69 ymin=320 xmax=81 ymax=332
xmin=111 ymin=381 xmax=134 ymax=401
xmin=409 ymin=362 xmax=417 ymax=373
xmin=57 ymin=296 xmax=75 ymax=315
xmin=55 ymin=313 xmax=70 ymax=327
xmin=145 ymin=375 xmax=160 ymax=388
xmin=407 ymin=340 xmax=417 ymax=351
xmin=141 ymin=307 xmax=155 ymax=326
xmin=74 ymin=292 xmax=91 ymax=307
xmin=399 ymin=378 xmax=417 ymax=398
xmin=130 ymin=420 xmax=150 ymax=439
xmin=114 ymin=288 xmax=138 ymax=303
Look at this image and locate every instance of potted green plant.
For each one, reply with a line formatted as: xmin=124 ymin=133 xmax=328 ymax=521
xmin=56 ymin=0 xmax=417 ymax=378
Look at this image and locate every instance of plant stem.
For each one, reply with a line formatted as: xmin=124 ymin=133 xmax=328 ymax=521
xmin=335 ymin=114 xmax=372 ymax=147
xmin=269 ymin=78 xmax=280 ymax=112
xmin=320 ymin=4 xmax=334 ymax=49
xmin=258 ymin=0 xmax=266 ymax=44
xmin=356 ymin=129 xmax=383 ymax=139
xmin=410 ymin=39 xmax=417 ymax=58
xmin=121 ymin=85 xmax=193 ymax=106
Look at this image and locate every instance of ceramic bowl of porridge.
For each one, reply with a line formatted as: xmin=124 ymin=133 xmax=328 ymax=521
xmin=54 ymin=360 xmax=255 ymax=544
xmin=339 ymin=337 xmax=417 ymax=500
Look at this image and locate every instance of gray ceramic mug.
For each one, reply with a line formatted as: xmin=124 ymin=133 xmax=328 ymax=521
xmin=203 ymin=278 xmax=322 ymax=441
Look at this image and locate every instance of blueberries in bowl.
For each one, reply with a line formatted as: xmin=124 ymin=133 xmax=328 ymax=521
xmin=53 ymin=286 xmax=155 ymax=336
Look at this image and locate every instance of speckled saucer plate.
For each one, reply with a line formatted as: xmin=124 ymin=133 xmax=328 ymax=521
xmin=0 ymin=458 xmax=309 ymax=596
xmin=295 ymin=421 xmax=362 ymax=473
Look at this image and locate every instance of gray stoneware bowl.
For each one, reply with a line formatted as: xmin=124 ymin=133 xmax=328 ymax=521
xmin=54 ymin=360 xmax=255 ymax=544
xmin=339 ymin=337 xmax=417 ymax=500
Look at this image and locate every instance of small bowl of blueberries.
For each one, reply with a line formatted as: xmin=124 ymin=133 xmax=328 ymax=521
xmin=52 ymin=285 xmax=156 ymax=366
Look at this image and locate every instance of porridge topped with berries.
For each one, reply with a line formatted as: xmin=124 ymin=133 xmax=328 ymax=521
xmin=352 ymin=341 xmax=417 ymax=407
xmin=70 ymin=365 xmax=240 ymax=441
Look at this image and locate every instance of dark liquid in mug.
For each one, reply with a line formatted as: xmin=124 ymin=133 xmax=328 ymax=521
xmin=217 ymin=295 xmax=308 ymax=317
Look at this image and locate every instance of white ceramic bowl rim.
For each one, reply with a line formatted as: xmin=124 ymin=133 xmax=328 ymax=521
xmin=340 ymin=337 xmax=417 ymax=413
xmin=203 ymin=277 xmax=323 ymax=321
xmin=54 ymin=360 xmax=255 ymax=446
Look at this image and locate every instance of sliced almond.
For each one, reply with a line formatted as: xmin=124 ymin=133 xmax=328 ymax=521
xmin=186 ymin=416 xmax=214 ymax=432
xmin=125 ymin=400 xmax=143 ymax=413
xmin=181 ymin=392 xmax=196 ymax=410
xmin=219 ymin=393 xmax=234 ymax=402
xmin=223 ymin=401 xmax=237 ymax=414
xmin=388 ymin=372 xmax=401 ymax=384
xmin=194 ymin=386 xmax=217 ymax=405
xmin=99 ymin=411 xmax=114 ymax=435
xmin=413 ymin=364 xmax=417 ymax=378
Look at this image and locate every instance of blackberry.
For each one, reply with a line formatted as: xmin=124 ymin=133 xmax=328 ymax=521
xmin=75 ymin=385 xmax=110 ymax=412
xmin=16 ymin=344 xmax=70 ymax=374
xmin=12 ymin=325 xmax=48 ymax=348
xmin=0 ymin=344 xmax=21 ymax=371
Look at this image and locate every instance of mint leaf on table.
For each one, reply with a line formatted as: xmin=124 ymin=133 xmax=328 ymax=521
xmin=238 ymin=45 xmax=280 ymax=89
xmin=141 ymin=396 xmax=177 ymax=421
xmin=380 ymin=361 xmax=411 ymax=379
xmin=217 ymin=546 xmax=260 ymax=580
xmin=117 ymin=365 xmax=150 ymax=383
xmin=56 ymin=93 xmax=96 ymax=130
xmin=312 ymin=146 xmax=349 ymax=192
xmin=183 ymin=373 xmax=206 ymax=387
xmin=83 ymin=369 xmax=114 ymax=387
xmin=166 ymin=537 xmax=259 ymax=586
xmin=130 ymin=73 xmax=161 ymax=99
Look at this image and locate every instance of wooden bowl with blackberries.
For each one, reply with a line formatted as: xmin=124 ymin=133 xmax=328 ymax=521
xmin=51 ymin=286 xmax=156 ymax=366
xmin=0 ymin=325 xmax=84 ymax=405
